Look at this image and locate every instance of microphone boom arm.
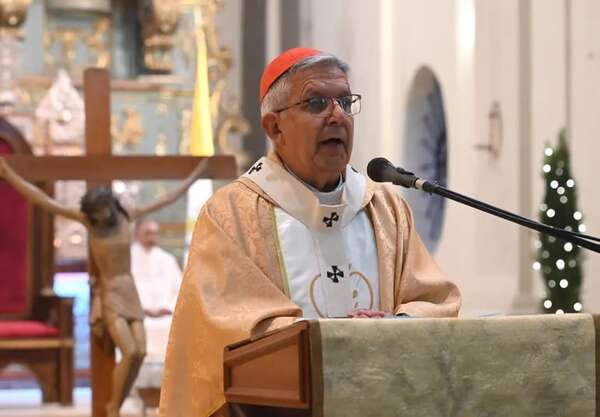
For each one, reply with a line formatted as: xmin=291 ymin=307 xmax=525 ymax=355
xmin=366 ymin=156 xmax=599 ymax=253
xmin=421 ymin=181 xmax=600 ymax=254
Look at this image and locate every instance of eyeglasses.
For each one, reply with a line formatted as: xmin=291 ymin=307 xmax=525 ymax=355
xmin=274 ymin=94 xmax=362 ymax=117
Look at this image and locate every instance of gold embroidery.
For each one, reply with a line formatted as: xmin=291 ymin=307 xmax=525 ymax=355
xmin=350 ymin=271 xmax=374 ymax=310
xmin=309 ymin=270 xmax=374 ymax=317
xmin=309 ymin=274 xmax=326 ymax=318
xmin=271 ymin=207 xmax=291 ymax=298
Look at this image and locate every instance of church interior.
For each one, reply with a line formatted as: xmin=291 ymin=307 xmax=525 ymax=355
xmin=1 ymin=0 xmax=599 ymax=416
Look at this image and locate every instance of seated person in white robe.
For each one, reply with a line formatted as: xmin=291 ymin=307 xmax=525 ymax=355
xmin=130 ymin=219 xmax=182 ymax=363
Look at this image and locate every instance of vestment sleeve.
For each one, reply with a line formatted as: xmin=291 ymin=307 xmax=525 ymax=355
xmin=159 ymin=201 xmax=301 ymax=417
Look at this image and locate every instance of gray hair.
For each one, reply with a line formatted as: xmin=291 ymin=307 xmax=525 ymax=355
xmin=260 ymin=54 xmax=350 ymax=116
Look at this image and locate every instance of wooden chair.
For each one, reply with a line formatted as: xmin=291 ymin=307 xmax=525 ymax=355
xmin=0 ymin=118 xmax=75 ymax=405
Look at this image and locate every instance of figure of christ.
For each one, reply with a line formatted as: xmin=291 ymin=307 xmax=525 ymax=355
xmin=0 ymin=156 xmax=207 ymax=417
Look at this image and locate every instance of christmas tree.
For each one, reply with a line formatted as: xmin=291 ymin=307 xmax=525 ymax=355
xmin=536 ymin=129 xmax=585 ymax=314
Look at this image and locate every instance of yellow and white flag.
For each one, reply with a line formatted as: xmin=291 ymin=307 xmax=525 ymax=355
xmin=189 ymin=12 xmax=214 ymax=157
xmin=185 ymin=9 xmax=214 ymax=262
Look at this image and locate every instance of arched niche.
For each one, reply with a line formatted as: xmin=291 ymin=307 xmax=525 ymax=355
xmin=402 ymin=66 xmax=448 ymax=253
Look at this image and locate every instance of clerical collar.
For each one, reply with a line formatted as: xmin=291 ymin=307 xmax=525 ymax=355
xmin=282 ymin=163 xmax=344 ymax=205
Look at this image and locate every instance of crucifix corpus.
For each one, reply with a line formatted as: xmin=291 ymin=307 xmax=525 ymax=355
xmin=0 ymin=69 xmax=237 ymax=417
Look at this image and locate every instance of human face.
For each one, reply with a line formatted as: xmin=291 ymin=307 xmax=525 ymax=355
xmin=268 ymin=66 xmax=354 ymax=191
xmin=88 ymin=204 xmax=118 ymax=228
xmin=137 ymin=221 xmax=159 ymax=250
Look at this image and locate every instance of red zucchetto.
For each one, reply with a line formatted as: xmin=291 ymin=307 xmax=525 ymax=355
xmin=259 ymin=47 xmax=321 ymax=102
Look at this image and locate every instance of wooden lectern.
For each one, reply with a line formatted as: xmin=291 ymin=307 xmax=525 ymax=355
xmin=217 ymin=315 xmax=599 ymax=417
xmin=222 ymin=322 xmax=312 ymax=417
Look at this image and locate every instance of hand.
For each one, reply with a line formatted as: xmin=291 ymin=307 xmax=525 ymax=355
xmin=347 ymin=309 xmax=388 ymax=319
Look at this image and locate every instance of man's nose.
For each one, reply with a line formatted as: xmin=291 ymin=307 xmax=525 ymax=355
xmin=326 ymin=99 xmax=346 ymax=123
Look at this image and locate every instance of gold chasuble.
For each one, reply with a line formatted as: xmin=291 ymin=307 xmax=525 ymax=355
xmin=159 ymin=153 xmax=461 ymax=417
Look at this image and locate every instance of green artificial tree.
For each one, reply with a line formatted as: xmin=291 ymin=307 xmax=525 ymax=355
xmin=537 ymin=129 xmax=585 ymax=314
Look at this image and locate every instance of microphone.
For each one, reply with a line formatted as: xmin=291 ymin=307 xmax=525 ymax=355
xmin=366 ymin=158 xmax=600 ymax=253
xmin=367 ymin=157 xmax=434 ymax=192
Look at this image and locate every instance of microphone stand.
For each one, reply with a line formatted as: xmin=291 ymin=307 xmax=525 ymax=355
xmin=417 ymin=181 xmax=600 ymax=254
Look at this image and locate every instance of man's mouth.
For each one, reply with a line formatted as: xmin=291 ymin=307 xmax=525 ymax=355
xmin=320 ymin=138 xmax=344 ymax=146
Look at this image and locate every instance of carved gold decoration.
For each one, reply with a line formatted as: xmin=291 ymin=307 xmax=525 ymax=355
xmin=0 ymin=1 xmax=31 ymax=112
xmin=201 ymin=0 xmax=233 ymax=78
xmin=139 ymin=0 xmax=183 ymax=72
xmin=112 ymin=108 xmax=144 ymax=151
xmin=217 ymin=96 xmax=250 ymax=166
xmin=44 ymin=28 xmax=81 ymax=72
xmin=183 ymin=0 xmax=249 ymax=165
xmin=44 ymin=16 xmax=111 ymax=73
xmin=178 ymin=109 xmax=192 ymax=154
xmin=85 ymin=16 xmax=111 ymax=68
xmin=176 ymin=15 xmax=196 ymax=67
xmin=0 ymin=0 xmax=31 ymax=31
xmin=155 ymin=132 xmax=168 ymax=155
xmin=157 ymin=102 xmax=169 ymax=116
xmin=0 ymin=34 xmax=20 ymax=111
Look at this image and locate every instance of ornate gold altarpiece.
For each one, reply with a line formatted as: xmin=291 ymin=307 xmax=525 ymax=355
xmin=0 ymin=3 xmax=245 ymax=415
xmin=0 ymin=0 xmax=248 ymax=264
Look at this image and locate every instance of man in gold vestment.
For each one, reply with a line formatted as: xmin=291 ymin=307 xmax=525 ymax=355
xmin=160 ymin=48 xmax=461 ymax=417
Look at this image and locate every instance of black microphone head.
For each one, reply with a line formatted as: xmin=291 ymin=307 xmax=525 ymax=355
xmin=367 ymin=157 xmax=396 ymax=183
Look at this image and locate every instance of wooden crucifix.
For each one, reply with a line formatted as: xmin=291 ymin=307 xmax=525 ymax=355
xmin=2 ymin=68 xmax=237 ymax=417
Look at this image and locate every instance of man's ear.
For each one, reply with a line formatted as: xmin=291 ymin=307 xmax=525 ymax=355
xmin=261 ymin=113 xmax=284 ymax=146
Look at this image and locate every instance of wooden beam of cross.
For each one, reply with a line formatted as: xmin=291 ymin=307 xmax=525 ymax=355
xmin=4 ymin=155 xmax=236 ymax=181
xmin=3 ymin=68 xmax=237 ymax=417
